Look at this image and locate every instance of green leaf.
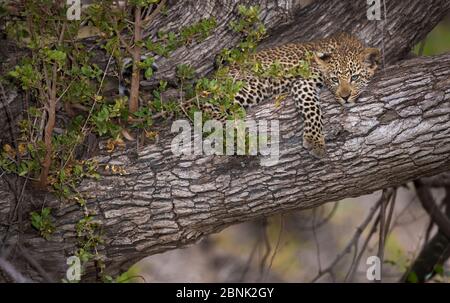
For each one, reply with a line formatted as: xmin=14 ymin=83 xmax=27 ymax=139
xmin=144 ymin=67 xmax=153 ymax=79
xmin=41 ymin=207 xmax=51 ymax=217
xmin=407 ymin=271 xmax=419 ymax=283
xmin=434 ymin=264 xmax=444 ymax=276
xmin=43 ymin=49 xmax=67 ymax=66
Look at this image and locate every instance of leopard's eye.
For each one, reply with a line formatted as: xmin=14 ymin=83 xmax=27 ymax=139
xmin=331 ymin=77 xmax=339 ymax=84
xmin=351 ymin=74 xmax=360 ymax=82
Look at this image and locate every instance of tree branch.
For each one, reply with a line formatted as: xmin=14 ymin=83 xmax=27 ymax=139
xmin=401 ymin=187 xmax=450 ymax=282
xmin=414 ymin=180 xmax=450 ymax=239
xmin=2 ymin=50 xmax=446 ymax=280
xmin=140 ymin=0 xmax=450 ymax=86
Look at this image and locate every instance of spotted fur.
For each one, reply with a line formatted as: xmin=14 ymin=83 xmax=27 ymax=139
xmin=183 ymin=33 xmax=380 ymax=158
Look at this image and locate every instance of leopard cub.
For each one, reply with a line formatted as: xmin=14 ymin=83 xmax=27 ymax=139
xmin=183 ymin=33 xmax=380 ymax=158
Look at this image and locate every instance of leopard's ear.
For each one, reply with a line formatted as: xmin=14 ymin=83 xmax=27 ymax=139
xmin=314 ymin=51 xmax=332 ymax=66
xmin=361 ymin=48 xmax=381 ymax=70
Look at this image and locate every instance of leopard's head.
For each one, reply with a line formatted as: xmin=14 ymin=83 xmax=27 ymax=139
xmin=313 ymin=34 xmax=381 ymax=106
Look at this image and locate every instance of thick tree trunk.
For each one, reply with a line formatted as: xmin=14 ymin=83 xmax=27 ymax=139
xmin=1 ymin=0 xmax=450 ymax=282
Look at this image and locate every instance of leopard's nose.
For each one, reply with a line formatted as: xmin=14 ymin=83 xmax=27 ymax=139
xmin=338 ymin=90 xmax=351 ymax=101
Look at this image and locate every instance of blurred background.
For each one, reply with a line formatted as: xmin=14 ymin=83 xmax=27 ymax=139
xmin=128 ymin=8 xmax=450 ymax=283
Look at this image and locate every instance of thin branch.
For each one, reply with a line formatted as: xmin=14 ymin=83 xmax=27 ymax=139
xmin=142 ymin=0 xmax=167 ymax=27
xmin=311 ymin=208 xmax=323 ymax=279
xmin=128 ymin=4 xmax=143 ymax=113
xmin=376 ymin=189 xmax=390 ymax=282
xmin=0 ymin=82 xmax=17 ymax=149
xmin=293 ymin=202 xmax=339 ymax=231
xmin=414 ymin=180 xmax=450 ymax=239
xmin=401 ymin=187 xmax=450 ymax=282
xmin=263 ymin=215 xmax=284 ymax=282
xmin=0 ymin=256 xmax=29 ymax=283
xmin=258 ymin=218 xmax=271 ymax=281
xmin=17 ymin=244 xmax=54 ymax=283
xmin=61 ymin=49 xmax=115 ymax=171
xmin=238 ymin=239 xmax=259 ymax=282
xmin=311 ymin=193 xmax=385 ymax=282
xmin=344 ymin=214 xmax=380 ymax=282
xmin=384 ymin=189 xmax=397 ymax=240
xmin=345 ymin=188 xmax=396 ymax=282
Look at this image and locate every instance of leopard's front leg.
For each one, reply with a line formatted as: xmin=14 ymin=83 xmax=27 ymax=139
xmin=291 ymin=79 xmax=326 ymax=158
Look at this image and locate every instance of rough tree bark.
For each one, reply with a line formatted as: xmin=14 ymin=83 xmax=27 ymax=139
xmin=1 ymin=0 xmax=450 ymax=282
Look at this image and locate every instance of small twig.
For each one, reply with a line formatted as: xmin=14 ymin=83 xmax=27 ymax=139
xmin=61 ymin=49 xmax=115 ymax=171
xmin=263 ymin=215 xmax=284 ymax=282
xmin=376 ymin=189 xmax=389 ymax=282
xmin=114 ymin=27 xmax=133 ymax=54
xmin=384 ymin=189 xmax=397 ymax=240
xmin=55 ymin=80 xmax=74 ymax=103
xmin=128 ymin=4 xmax=146 ymax=113
xmin=0 ymin=82 xmax=17 ymax=149
xmin=142 ymin=0 xmax=167 ymax=27
xmin=258 ymin=219 xmax=271 ymax=281
xmin=10 ymin=177 xmax=29 ymax=231
xmin=344 ymin=215 xmax=380 ymax=282
xmin=294 ymin=202 xmax=339 ymax=231
xmin=17 ymin=244 xmax=54 ymax=282
xmin=312 ymin=208 xmax=323 ymax=276
xmin=238 ymin=239 xmax=259 ymax=282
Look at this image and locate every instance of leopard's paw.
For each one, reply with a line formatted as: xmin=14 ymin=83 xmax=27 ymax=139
xmin=303 ymin=135 xmax=327 ymax=159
